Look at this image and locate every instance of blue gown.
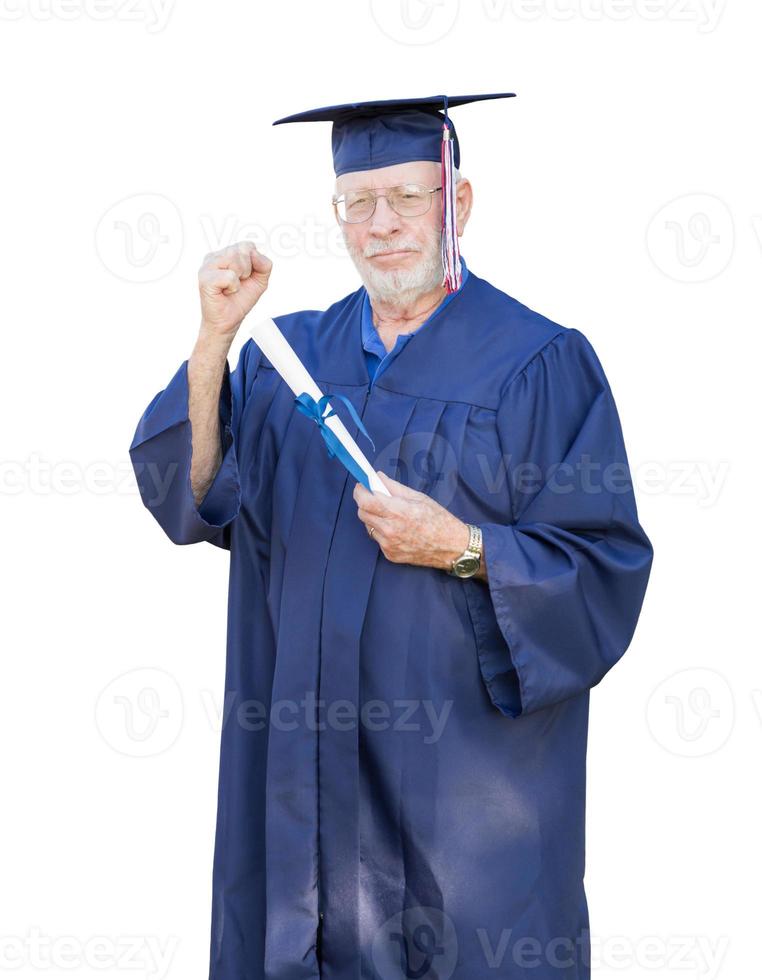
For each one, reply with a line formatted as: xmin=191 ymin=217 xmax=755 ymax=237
xmin=129 ymin=263 xmax=654 ymax=980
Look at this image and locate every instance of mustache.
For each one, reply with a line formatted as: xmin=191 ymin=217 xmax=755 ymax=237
xmin=362 ymin=242 xmax=423 ymax=258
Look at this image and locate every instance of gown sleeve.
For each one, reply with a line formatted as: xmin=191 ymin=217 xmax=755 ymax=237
xmin=128 ymin=338 xmax=260 ymax=549
xmin=462 ymin=327 xmax=654 ymax=718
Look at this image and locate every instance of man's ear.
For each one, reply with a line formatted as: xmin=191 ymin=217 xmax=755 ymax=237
xmin=455 ymin=178 xmax=473 ymax=237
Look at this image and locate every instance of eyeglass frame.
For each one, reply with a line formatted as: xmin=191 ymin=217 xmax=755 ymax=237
xmin=331 ymin=183 xmax=443 ymax=223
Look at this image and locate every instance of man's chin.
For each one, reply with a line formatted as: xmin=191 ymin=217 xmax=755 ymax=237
xmin=344 ymin=242 xmax=443 ymax=304
xmin=365 ymin=269 xmax=418 ymax=302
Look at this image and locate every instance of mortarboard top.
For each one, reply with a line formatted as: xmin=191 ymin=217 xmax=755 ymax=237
xmin=272 ymin=93 xmax=517 ymax=293
xmin=272 ymin=93 xmax=516 ymax=177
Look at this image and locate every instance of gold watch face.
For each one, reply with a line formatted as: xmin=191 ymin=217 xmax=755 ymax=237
xmin=453 ymin=556 xmax=480 ymax=577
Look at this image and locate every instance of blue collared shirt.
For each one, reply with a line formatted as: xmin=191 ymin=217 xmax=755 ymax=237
xmin=361 ymin=254 xmax=470 ymax=384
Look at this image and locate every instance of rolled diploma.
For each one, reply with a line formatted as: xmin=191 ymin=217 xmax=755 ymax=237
xmin=248 ymin=317 xmax=391 ymax=496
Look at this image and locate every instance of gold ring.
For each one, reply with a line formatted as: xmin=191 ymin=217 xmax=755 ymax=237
xmin=367 ymin=526 xmax=376 ymax=539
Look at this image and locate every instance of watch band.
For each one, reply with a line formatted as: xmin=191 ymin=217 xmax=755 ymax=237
xmin=466 ymin=523 xmax=481 ymax=555
xmin=448 ymin=523 xmax=482 ymax=577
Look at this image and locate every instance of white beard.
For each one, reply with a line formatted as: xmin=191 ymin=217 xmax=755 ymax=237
xmin=343 ymin=229 xmax=444 ymax=307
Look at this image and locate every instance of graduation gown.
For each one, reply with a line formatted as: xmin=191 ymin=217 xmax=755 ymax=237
xmin=129 ymin=266 xmax=653 ymax=980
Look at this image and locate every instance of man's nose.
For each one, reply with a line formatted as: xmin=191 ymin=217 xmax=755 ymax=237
xmin=367 ymin=194 xmax=402 ymax=236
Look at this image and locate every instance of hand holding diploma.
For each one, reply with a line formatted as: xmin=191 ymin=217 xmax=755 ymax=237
xmin=353 ymin=472 xmax=477 ymax=573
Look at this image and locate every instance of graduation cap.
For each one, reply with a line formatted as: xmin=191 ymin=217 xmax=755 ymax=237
xmin=273 ymin=93 xmax=516 ymax=293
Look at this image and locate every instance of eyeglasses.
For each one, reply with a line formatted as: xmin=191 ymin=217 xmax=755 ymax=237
xmin=332 ymin=183 xmax=442 ymax=223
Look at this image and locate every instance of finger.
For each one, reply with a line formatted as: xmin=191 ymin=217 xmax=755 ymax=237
xmin=205 ymin=243 xmax=252 ymax=279
xmin=355 ymin=477 xmax=405 ymax=512
xmin=217 ymin=247 xmax=252 ymax=280
xmin=353 ymin=480 xmax=397 ymax=513
xmin=200 ymin=268 xmax=240 ymax=295
xmin=356 ymin=494 xmax=395 ymax=519
xmin=230 ymin=243 xmax=253 ymax=279
xmin=248 ymin=246 xmax=273 ymax=276
xmin=360 ymin=519 xmax=387 ymax=546
xmin=376 ymin=470 xmax=422 ymax=499
xmin=353 ymin=481 xmax=374 ymax=505
xmin=357 ymin=507 xmax=392 ymax=531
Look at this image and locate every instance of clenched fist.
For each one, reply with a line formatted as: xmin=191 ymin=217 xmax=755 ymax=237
xmin=198 ymin=242 xmax=273 ymax=341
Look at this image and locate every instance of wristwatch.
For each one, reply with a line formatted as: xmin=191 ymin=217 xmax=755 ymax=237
xmin=448 ymin=523 xmax=482 ymax=578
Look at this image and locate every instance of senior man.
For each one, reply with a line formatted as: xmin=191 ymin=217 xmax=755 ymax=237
xmin=129 ymin=94 xmax=653 ymax=980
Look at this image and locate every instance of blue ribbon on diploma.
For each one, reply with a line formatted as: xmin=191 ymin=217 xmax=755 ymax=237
xmin=294 ymin=392 xmax=376 ymax=491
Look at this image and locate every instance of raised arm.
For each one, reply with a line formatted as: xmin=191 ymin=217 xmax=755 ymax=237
xmin=188 ymin=328 xmax=237 ymax=507
xmin=190 ymin=243 xmax=273 ymax=502
xmin=129 ymin=242 xmax=272 ymax=547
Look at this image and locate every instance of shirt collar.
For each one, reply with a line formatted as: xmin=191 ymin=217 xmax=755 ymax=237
xmin=361 ymin=254 xmax=470 ymax=358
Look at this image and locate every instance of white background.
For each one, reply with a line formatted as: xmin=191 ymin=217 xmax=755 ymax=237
xmin=1 ymin=1 xmax=758 ymax=978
